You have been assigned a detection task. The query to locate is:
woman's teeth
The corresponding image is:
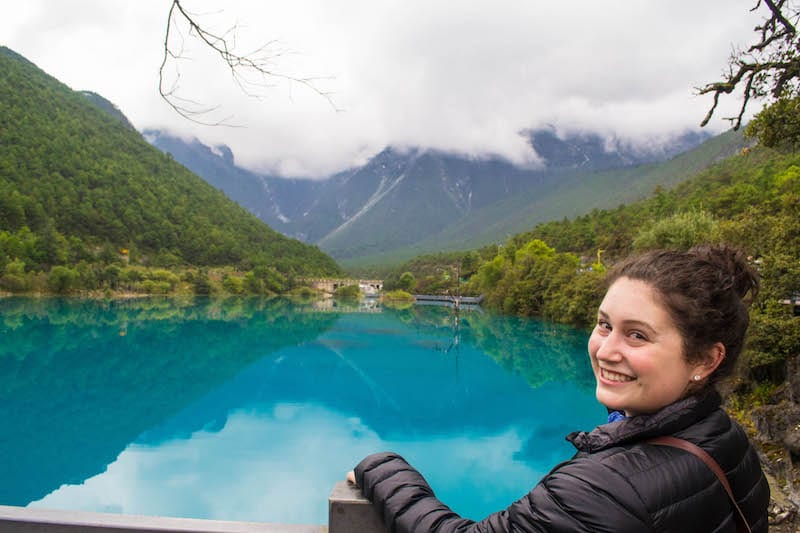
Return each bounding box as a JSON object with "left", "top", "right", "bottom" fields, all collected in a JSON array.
[{"left": 600, "top": 368, "right": 634, "bottom": 382}]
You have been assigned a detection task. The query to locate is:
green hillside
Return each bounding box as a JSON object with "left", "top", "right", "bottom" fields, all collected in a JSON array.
[{"left": 0, "top": 46, "right": 341, "bottom": 293}]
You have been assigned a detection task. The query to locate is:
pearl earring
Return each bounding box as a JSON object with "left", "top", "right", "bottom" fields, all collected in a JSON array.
[{"left": 693, "top": 375, "right": 702, "bottom": 381}]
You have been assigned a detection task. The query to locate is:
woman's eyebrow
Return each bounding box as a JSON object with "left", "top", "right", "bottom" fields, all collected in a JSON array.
[
  {"left": 597, "top": 310, "right": 657, "bottom": 335},
  {"left": 620, "top": 319, "right": 656, "bottom": 333}
]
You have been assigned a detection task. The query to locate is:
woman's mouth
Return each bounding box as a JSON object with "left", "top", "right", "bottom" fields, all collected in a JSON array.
[{"left": 599, "top": 367, "right": 635, "bottom": 383}]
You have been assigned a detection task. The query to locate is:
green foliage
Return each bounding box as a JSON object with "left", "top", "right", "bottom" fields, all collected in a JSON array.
[
  {"left": 0, "top": 46, "right": 342, "bottom": 296},
  {"left": 745, "top": 97, "right": 800, "bottom": 152},
  {"left": 743, "top": 302, "right": 800, "bottom": 382},
  {"left": 243, "top": 272, "right": 263, "bottom": 294},
  {"left": 192, "top": 271, "right": 212, "bottom": 295},
  {"left": 471, "top": 255, "right": 505, "bottom": 290},
  {"left": 396, "top": 271, "right": 416, "bottom": 292},
  {"left": 250, "top": 266, "right": 287, "bottom": 294},
  {"left": 222, "top": 275, "right": 245, "bottom": 295},
  {"left": 288, "top": 286, "right": 317, "bottom": 299},
  {"left": 632, "top": 210, "right": 720, "bottom": 251},
  {"left": 749, "top": 382, "right": 778, "bottom": 407},
  {"left": 334, "top": 284, "right": 361, "bottom": 300},
  {"left": 149, "top": 269, "right": 180, "bottom": 289},
  {"left": 99, "top": 265, "right": 121, "bottom": 289},
  {"left": 3, "top": 258, "right": 26, "bottom": 278},
  {"left": 141, "top": 280, "right": 172, "bottom": 294},
  {"left": 467, "top": 239, "right": 605, "bottom": 325},
  {"left": 383, "top": 289, "right": 414, "bottom": 302},
  {"left": 0, "top": 258, "right": 28, "bottom": 292},
  {"left": 46, "top": 266, "right": 79, "bottom": 294},
  {"left": 756, "top": 252, "right": 800, "bottom": 302}
]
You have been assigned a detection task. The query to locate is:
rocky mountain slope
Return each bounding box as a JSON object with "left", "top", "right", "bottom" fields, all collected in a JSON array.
[{"left": 148, "top": 127, "right": 744, "bottom": 263}]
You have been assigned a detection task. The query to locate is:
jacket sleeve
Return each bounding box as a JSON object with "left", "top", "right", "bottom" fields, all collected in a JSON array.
[{"left": 354, "top": 452, "right": 653, "bottom": 533}]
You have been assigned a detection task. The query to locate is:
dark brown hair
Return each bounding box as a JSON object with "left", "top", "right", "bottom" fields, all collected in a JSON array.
[{"left": 606, "top": 245, "right": 759, "bottom": 384}]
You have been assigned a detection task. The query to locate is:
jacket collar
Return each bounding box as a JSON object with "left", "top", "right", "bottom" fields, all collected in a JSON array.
[{"left": 567, "top": 390, "right": 722, "bottom": 453}]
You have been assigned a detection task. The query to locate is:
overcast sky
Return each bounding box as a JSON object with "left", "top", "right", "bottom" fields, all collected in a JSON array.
[{"left": 2, "top": 1, "right": 762, "bottom": 177}]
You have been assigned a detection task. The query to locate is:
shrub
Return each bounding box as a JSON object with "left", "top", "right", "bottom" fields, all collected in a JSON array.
[
  {"left": 222, "top": 275, "right": 245, "bottom": 294},
  {"left": 633, "top": 210, "right": 720, "bottom": 252},
  {"left": 383, "top": 289, "right": 414, "bottom": 302},
  {"left": 742, "top": 302, "right": 800, "bottom": 382},
  {"left": 397, "top": 272, "right": 416, "bottom": 293},
  {"left": 47, "top": 266, "right": 79, "bottom": 294},
  {"left": 99, "top": 265, "right": 121, "bottom": 288},
  {"left": 334, "top": 284, "right": 361, "bottom": 300},
  {"left": 0, "top": 273, "right": 27, "bottom": 292},
  {"left": 141, "top": 280, "right": 172, "bottom": 294},
  {"left": 193, "top": 272, "right": 212, "bottom": 295},
  {"left": 0, "top": 259, "right": 28, "bottom": 292},
  {"left": 745, "top": 96, "right": 800, "bottom": 151}
]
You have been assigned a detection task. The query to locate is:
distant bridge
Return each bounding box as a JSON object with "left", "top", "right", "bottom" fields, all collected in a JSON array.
[{"left": 304, "top": 278, "right": 383, "bottom": 296}]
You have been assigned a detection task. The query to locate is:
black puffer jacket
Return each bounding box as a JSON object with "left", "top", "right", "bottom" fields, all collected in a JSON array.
[{"left": 353, "top": 391, "right": 769, "bottom": 533}]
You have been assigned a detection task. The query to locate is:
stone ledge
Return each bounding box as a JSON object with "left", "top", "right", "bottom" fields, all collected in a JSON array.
[
  {"left": 0, "top": 504, "right": 325, "bottom": 533},
  {"left": 328, "top": 481, "right": 385, "bottom": 533}
]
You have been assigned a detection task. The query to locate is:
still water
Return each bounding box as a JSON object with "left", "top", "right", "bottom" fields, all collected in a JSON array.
[{"left": 0, "top": 297, "right": 604, "bottom": 525}]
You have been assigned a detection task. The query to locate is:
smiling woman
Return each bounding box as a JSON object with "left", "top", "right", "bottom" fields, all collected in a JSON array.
[
  {"left": 348, "top": 245, "right": 770, "bottom": 532},
  {"left": 589, "top": 277, "right": 717, "bottom": 417}
]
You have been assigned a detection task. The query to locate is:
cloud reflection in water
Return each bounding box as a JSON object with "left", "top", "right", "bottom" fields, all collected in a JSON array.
[{"left": 32, "top": 403, "right": 549, "bottom": 525}]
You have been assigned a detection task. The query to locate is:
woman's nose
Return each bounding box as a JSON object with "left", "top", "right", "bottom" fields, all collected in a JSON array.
[{"left": 595, "top": 332, "right": 622, "bottom": 361}]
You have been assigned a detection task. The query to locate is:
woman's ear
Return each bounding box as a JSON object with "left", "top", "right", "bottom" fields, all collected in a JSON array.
[{"left": 693, "top": 342, "right": 725, "bottom": 380}]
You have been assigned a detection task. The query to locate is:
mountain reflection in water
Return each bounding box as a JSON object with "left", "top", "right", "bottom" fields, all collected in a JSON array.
[{"left": 0, "top": 297, "right": 604, "bottom": 524}]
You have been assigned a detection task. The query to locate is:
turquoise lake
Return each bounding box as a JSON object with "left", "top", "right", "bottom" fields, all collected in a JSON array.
[{"left": 0, "top": 297, "right": 604, "bottom": 525}]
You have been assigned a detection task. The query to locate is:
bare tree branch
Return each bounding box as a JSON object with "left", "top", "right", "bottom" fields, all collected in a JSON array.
[
  {"left": 764, "top": 0, "right": 796, "bottom": 35},
  {"left": 698, "top": 0, "right": 800, "bottom": 129},
  {"left": 159, "top": 0, "right": 339, "bottom": 126}
]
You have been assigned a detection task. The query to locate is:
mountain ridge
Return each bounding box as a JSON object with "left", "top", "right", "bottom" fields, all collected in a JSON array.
[{"left": 147, "top": 126, "right": 743, "bottom": 264}]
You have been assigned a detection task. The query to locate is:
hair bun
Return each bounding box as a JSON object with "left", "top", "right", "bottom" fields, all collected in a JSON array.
[{"left": 689, "top": 244, "right": 759, "bottom": 300}]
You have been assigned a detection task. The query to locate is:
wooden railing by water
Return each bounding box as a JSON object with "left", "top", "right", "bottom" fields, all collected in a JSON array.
[
  {"left": 0, "top": 482, "right": 385, "bottom": 533},
  {"left": 413, "top": 294, "right": 483, "bottom": 305}
]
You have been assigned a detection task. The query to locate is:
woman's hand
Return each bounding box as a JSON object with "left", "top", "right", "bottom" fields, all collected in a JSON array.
[{"left": 346, "top": 470, "right": 357, "bottom": 485}]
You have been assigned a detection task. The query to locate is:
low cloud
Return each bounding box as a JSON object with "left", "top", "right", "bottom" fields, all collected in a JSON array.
[{"left": 2, "top": 1, "right": 760, "bottom": 177}]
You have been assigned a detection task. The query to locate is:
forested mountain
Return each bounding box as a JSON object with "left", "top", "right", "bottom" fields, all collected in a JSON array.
[
  {"left": 148, "top": 126, "right": 733, "bottom": 265},
  {"left": 0, "top": 46, "right": 341, "bottom": 292},
  {"left": 80, "top": 91, "right": 136, "bottom": 131}
]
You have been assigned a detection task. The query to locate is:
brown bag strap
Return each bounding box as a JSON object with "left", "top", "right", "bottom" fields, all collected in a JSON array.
[{"left": 646, "top": 436, "right": 752, "bottom": 533}]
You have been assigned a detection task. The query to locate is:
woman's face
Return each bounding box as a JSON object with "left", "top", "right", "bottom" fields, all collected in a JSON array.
[{"left": 588, "top": 277, "right": 706, "bottom": 417}]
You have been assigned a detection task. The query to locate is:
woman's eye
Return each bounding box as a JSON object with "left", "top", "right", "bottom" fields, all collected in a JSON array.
[
  {"left": 629, "top": 331, "right": 648, "bottom": 341},
  {"left": 597, "top": 320, "right": 611, "bottom": 330}
]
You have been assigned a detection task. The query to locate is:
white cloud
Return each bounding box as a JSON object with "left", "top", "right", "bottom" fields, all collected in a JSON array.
[{"left": 1, "top": 1, "right": 761, "bottom": 177}]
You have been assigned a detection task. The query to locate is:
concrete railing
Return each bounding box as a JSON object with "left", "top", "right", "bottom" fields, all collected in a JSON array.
[
  {"left": 328, "top": 481, "right": 386, "bottom": 533},
  {"left": 0, "top": 482, "right": 385, "bottom": 533}
]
